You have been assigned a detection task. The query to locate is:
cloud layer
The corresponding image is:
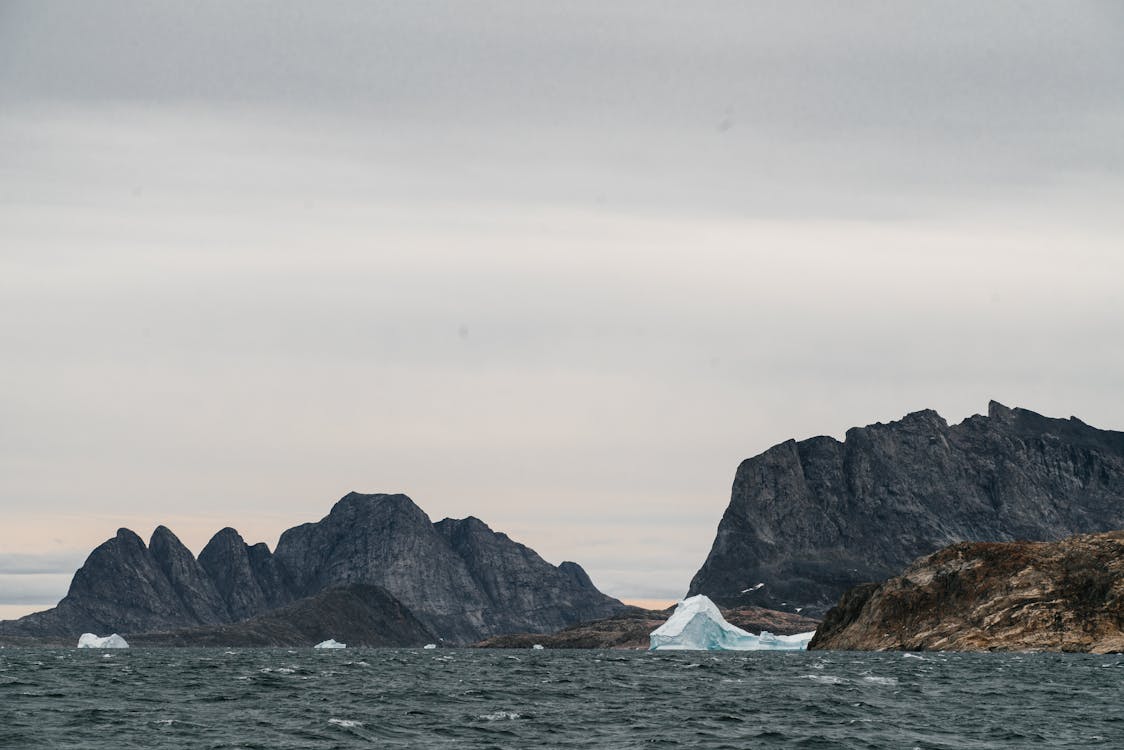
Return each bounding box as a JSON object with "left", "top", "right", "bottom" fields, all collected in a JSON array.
[{"left": 2, "top": 2, "right": 1122, "bottom": 613}]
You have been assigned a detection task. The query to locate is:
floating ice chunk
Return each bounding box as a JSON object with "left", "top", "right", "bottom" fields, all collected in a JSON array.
[
  {"left": 77, "top": 633, "right": 129, "bottom": 649},
  {"left": 532, "top": 644, "right": 545, "bottom": 650},
  {"left": 314, "top": 639, "right": 346, "bottom": 649},
  {"left": 423, "top": 643, "right": 437, "bottom": 649},
  {"left": 649, "top": 595, "right": 815, "bottom": 651},
  {"left": 328, "top": 718, "right": 363, "bottom": 728}
]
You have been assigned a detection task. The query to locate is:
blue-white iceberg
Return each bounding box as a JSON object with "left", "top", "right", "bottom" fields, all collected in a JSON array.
[
  {"left": 649, "top": 595, "right": 814, "bottom": 651},
  {"left": 77, "top": 633, "right": 129, "bottom": 649},
  {"left": 314, "top": 639, "right": 346, "bottom": 649}
]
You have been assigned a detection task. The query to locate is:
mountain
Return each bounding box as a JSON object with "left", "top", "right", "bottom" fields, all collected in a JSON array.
[
  {"left": 0, "top": 492, "right": 624, "bottom": 644},
  {"left": 5, "top": 527, "right": 225, "bottom": 636},
  {"left": 808, "top": 530, "right": 1124, "bottom": 653},
  {"left": 689, "top": 402, "right": 1124, "bottom": 616},
  {"left": 270, "top": 493, "right": 625, "bottom": 641}
]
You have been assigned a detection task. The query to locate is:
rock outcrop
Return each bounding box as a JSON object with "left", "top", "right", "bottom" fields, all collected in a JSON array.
[
  {"left": 198, "top": 528, "right": 293, "bottom": 621},
  {"left": 0, "top": 492, "right": 624, "bottom": 644},
  {"left": 808, "top": 530, "right": 1124, "bottom": 653},
  {"left": 689, "top": 402, "right": 1124, "bottom": 616},
  {"left": 149, "top": 526, "right": 229, "bottom": 625}
]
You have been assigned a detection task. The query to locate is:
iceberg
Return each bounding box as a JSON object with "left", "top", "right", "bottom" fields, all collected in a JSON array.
[
  {"left": 423, "top": 643, "right": 438, "bottom": 649},
  {"left": 77, "top": 633, "right": 130, "bottom": 649},
  {"left": 314, "top": 639, "right": 346, "bottom": 649},
  {"left": 649, "top": 595, "right": 815, "bottom": 651},
  {"left": 531, "top": 644, "right": 545, "bottom": 650}
]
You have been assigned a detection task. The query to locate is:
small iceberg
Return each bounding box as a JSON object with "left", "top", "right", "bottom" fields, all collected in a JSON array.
[
  {"left": 77, "top": 633, "right": 130, "bottom": 649},
  {"left": 423, "top": 643, "right": 437, "bottom": 650},
  {"left": 532, "top": 644, "right": 545, "bottom": 650},
  {"left": 649, "top": 595, "right": 815, "bottom": 651},
  {"left": 314, "top": 639, "right": 346, "bottom": 649}
]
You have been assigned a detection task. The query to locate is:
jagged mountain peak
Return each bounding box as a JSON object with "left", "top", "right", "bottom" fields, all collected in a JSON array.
[
  {"left": 2, "top": 490, "right": 624, "bottom": 643},
  {"left": 203, "top": 526, "right": 247, "bottom": 548}
]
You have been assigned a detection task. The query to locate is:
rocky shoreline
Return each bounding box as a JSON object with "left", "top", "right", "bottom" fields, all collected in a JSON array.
[
  {"left": 474, "top": 605, "right": 820, "bottom": 649},
  {"left": 809, "top": 530, "right": 1124, "bottom": 653}
]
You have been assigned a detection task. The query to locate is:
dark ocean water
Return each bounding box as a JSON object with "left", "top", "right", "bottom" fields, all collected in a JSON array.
[{"left": 2, "top": 647, "right": 1122, "bottom": 749}]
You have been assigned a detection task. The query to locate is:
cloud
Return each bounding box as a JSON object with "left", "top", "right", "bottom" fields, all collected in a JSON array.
[
  {"left": 0, "top": 553, "right": 85, "bottom": 575},
  {"left": 0, "top": 574, "right": 72, "bottom": 605},
  {"left": 0, "top": 2, "right": 1122, "bottom": 601}
]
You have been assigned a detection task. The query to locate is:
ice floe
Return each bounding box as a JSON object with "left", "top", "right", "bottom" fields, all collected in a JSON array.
[
  {"left": 314, "top": 639, "right": 346, "bottom": 649},
  {"left": 328, "top": 718, "right": 363, "bottom": 728},
  {"left": 649, "top": 595, "right": 815, "bottom": 651},
  {"left": 77, "top": 633, "right": 129, "bottom": 649},
  {"left": 423, "top": 643, "right": 437, "bottom": 649}
]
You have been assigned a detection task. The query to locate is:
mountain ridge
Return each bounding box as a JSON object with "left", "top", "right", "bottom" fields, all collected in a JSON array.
[
  {"left": 0, "top": 492, "right": 624, "bottom": 644},
  {"left": 688, "top": 401, "right": 1124, "bottom": 616}
]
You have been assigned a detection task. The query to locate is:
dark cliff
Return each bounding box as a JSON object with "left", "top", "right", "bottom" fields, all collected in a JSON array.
[
  {"left": 808, "top": 530, "right": 1124, "bottom": 653},
  {"left": 434, "top": 515, "right": 620, "bottom": 636},
  {"left": 0, "top": 492, "right": 624, "bottom": 644},
  {"left": 689, "top": 402, "right": 1124, "bottom": 615},
  {"left": 198, "top": 527, "right": 294, "bottom": 621},
  {"left": 274, "top": 493, "right": 624, "bottom": 642},
  {"left": 4, "top": 528, "right": 221, "bottom": 636}
]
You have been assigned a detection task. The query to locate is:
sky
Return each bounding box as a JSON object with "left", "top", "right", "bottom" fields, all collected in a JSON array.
[{"left": 2, "top": 1, "right": 1124, "bottom": 620}]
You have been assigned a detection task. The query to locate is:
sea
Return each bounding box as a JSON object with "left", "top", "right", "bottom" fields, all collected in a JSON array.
[{"left": 2, "top": 647, "right": 1122, "bottom": 749}]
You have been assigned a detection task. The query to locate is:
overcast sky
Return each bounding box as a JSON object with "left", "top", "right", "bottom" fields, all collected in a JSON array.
[{"left": 2, "top": 1, "right": 1123, "bottom": 619}]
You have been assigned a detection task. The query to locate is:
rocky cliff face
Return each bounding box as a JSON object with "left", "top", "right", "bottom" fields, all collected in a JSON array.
[
  {"left": 198, "top": 527, "right": 294, "bottom": 621},
  {"left": 274, "top": 493, "right": 624, "bottom": 642},
  {"left": 0, "top": 492, "right": 623, "bottom": 644},
  {"left": 434, "top": 515, "right": 620, "bottom": 636},
  {"left": 5, "top": 528, "right": 224, "bottom": 636},
  {"left": 808, "top": 530, "right": 1124, "bottom": 653},
  {"left": 689, "top": 402, "right": 1124, "bottom": 616},
  {"left": 149, "top": 526, "right": 229, "bottom": 625}
]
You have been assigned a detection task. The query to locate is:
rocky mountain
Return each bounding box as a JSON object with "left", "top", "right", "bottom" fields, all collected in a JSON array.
[
  {"left": 689, "top": 402, "right": 1124, "bottom": 616},
  {"left": 474, "top": 605, "right": 820, "bottom": 650},
  {"left": 808, "top": 530, "right": 1124, "bottom": 653},
  {"left": 198, "top": 527, "right": 294, "bottom": 621},
  {"left": 5, "top": 527, "right": 225, "bottom": 636},
  {"left": 127, "top": 584, "right": 435, "bottom": 648},
  {"left": 0, "top": 492, "right": 624, "bottom": 644}
]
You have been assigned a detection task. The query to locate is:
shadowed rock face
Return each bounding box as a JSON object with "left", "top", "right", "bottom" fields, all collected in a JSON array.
[
  {"left": 434, "top": 515, "right": 622, "bottom": 636},
  {"left": 149, "top": 526, "right": 229, "bottom": 625},
  {"left": 689, "top": 402, "right": 1124, "bottom": 616},
  {"left": 273, "top": 494, "right": 494, "bottom": 642},
  {"left": 808, "top": 530, "right": 1124, "bottom": 653},
  {"left": 198, "top": 528, "right": 293, "bottom": 621},
  {"left": 3, "top": 529, "right": 209, "bottom": 636},
  {"left": 0, "top": 492, "right": 623, "bottom": 644},
  {"left": 127, "top": 584, "right": 436, "bottom": 648},
  {"left": 274, "top": 493, "right": 624, "bottom": 642}
]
